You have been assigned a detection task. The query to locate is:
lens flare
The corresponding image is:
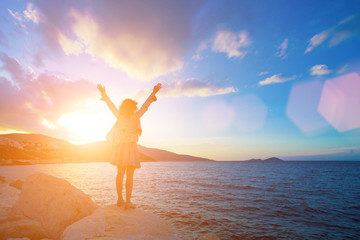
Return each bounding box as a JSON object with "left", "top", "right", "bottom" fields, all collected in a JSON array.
[
  {"left": 232, "top": 94, "right": 267, "bottom": 132},
  {"left": 286, "top": 80, "right": 329, "bottom": 134},
  {"left": 318, "top": 72, "right": 360, "bottom": 132}
]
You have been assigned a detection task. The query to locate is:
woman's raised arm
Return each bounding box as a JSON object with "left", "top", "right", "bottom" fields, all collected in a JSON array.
[
  {"left": 97, "top": 84, "right": 119, "bottom": 118},
  {"left": 136, "top": 83, "right": 162, "bottom": 118}
]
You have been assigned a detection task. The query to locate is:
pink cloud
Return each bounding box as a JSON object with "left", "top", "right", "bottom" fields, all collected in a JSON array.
[{"left": 0, "top": 53, "right": 97, "bottom": 133}]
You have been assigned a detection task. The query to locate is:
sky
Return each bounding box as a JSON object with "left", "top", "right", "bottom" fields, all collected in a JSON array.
[{"left": 0, "top": 0, "right": 360, "bottom": 161}]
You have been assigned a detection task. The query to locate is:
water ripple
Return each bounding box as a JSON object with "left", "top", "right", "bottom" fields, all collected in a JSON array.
[{"left": 1, "top": 161, "right": 360, "bottom": 239}]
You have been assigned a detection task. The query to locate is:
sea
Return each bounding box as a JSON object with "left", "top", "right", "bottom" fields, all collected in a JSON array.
[{"left": 0, "top": 161, "right": 359, "bottom": 240}]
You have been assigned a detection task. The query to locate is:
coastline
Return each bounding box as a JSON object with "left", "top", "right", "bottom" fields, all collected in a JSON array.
[{"left": 0, "top": 159, "right": 110, "bottom": 166}]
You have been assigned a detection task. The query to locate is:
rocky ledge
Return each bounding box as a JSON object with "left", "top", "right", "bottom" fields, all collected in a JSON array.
[{"left": 0, "top": 174, "right": 219, "bottom": 240}]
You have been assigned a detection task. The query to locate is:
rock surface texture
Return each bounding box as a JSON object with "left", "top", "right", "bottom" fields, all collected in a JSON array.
[
  {"left": 9, "top": 173, "right": 99, "bottom": 239},
  {"left": 0, "top": 218, "right": 48, "bottom": 240},
  {"left": 0, "top": 181, "right": 20, "bottom": 222},
  {"left": 61, "top": 205, "right": 180, "bottom": 240}
]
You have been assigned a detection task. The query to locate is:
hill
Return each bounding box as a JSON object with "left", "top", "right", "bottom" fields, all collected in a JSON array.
[
  {"left": 244, "top": 157, "right": 284, "bottom": 162},
  {"left": 0, "top": 133, "right": 213, "bottom": 165},
  {"left": 138, "top": 145, "right": 213, "bottom": 162}
]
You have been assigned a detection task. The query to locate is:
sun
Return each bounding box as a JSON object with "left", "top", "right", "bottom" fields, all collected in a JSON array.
[{"left": 57, "top": 102, "right": 115, "bottom": 144}]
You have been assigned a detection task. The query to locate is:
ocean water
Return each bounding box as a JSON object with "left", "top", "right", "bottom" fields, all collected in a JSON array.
[{"left": 0, "top": 161, "right": 359, "bottom": 240}]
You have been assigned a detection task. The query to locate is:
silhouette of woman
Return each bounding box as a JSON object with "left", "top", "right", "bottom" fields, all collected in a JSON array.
[{"left": 97, "top": 83, "right": 162, "bottom": 209}]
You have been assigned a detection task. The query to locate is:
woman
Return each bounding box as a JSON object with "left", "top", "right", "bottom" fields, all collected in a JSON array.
[{"left": 97, "top": 83, "right": 162, "bottom": 209}]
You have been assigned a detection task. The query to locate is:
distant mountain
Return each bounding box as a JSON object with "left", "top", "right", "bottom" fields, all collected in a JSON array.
[
  {"left": 264, "top": 157, "right": 284, "bottom": 162},
  {"left": 245, "top": 158, "right": 263, "bottom": 163},
  {"left": 0, "top": 133, "right": 213, "bottom": 165},
  {"left": 138, "top": 145, "right": 213, "bottom": 162},
  {"left": 0, "top": 133, "right": 73, "bottom": 161},
  {"left": 244, "top": 157, "right": 284, "bottom": 162}
]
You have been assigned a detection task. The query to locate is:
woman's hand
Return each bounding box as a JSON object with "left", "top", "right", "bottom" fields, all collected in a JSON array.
[
  {"left": 97, "top": 84, "right": 106, "bottom": 94},
  {"left": 153, "top": 83, "right": 162, "bottom": 94},
  {"left": 97, "top": 84, "right": 107, "bottom": 100}
]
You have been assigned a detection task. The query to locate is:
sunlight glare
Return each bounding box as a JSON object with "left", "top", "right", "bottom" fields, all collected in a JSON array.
[
  {"left": 42, "top": 119, "right": 56, "bottom": 129},
  {"left": 0, "top": 128, "right": 29, "bottom": 134},
  {"left": 57, "top": 101, "right": 114, "bottom": 144},
  {"left": 202, "top": 100, "right": 234, "bottom": 133}
]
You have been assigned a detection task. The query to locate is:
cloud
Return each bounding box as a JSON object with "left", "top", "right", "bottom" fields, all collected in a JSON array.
[
  {"left": 192, "top": 40, "right": 210, "bottom": 61},
  {"left": 212, "top": 29, "right": 251, "bottom": 58},
  {"left": 8, "top": 2, "right": 40, "bottom": 27},
  {"left": 275, "top": 38, "right": 288, "bottom": 59},
  {"left": 0, "top": 53, "right": 96, "bottom": 133},
  {"left": 259, "top": 74, "right": 296, "bottom": 86},
  {"left": 192, "top": 29, "right": 251, "bottom": 60},
  {"left": 305, "top": 14, "right": 360, "bottom": 53},
  {"left": 8, "top": 9, "right": 23, "bottom": 22},
  {"left": 258, "top": 72, "right": 269, "bottom": 76},
  {"left": 305, "top": 30, "right": 330, "bottom": 53},
  {"left": 134, "top": 79, "right": 237, "bottom": 98},
  {"left": 310, "top": 64, "right": 333, "bottom": 76},
  {"left": 337, "top": 65, "right": 348, "bottom": 74},
  {"left": 25, "top": 0, "right": 207, "bottom": 81},
  {"left": 23, "top": 2, "right": 40, "bottom": 24}
]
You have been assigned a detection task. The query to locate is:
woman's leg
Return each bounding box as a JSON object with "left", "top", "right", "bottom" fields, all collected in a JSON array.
[
  {"left": 125, "top": 167, "right": 136, "bottom": 207},
  {"left": 116, "top": 166, "right": 126, "bottom": 205}
]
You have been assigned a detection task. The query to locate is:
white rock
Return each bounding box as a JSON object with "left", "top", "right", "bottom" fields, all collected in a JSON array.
[
  {"left": 10, "top": 174, "right": 98, "bottom": 239},
  {"left": 0, "top": 183, "right": 21, "bottom": 221},
  {"left": 61, "top": 205, "right": 180, "bottom": 240}
]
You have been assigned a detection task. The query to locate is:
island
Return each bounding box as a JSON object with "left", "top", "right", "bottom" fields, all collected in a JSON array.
[{"left": 244, "top": 157, "right": 284, "bottom": 163}]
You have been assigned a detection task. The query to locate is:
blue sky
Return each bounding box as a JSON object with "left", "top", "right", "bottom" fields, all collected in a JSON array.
[{"left": 0, "top": 0, "right": 359, "bottom": 160}]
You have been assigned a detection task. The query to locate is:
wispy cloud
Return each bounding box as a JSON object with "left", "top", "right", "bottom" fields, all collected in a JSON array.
[
  {"left": 8, "top": 2, "right": 40, "bottom": 26},
  {"left": 259, "top": 74, "right": 296, "bottom": 86},
  {"left": 8, "top": 9, "right": 23, "bottom": 22},
  {"left": 305, "top": 14, "right": 360, "bottom": 53},
  {"left": 212, "top": 29, "right": 251, "bottom": 58},
  {"left": 23, "top": 2, "right": 40, "bottom": 24},
  {"left": 192, "top": 40, "right": 210, "bottom": 61},
  {"left": 337, "top": 65, "right": 348, "bottom": 74},
  {"left": 258, "top": 72, "right": 269, "bottom": 76},
  {"left": 304, "top": 30, "right": 330, "bottom": 54},
  {"left": 310, "top": 64, "right": 333, "bottom": 76},
  {"left": 275, "top": 38, "right": 288, "bottom": 59},
  {"left": 193, "top": 29, "right": 251, "bottom": 60},
  {"left": 134, "top": 79, "right": 237, "bottom": 98}
]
